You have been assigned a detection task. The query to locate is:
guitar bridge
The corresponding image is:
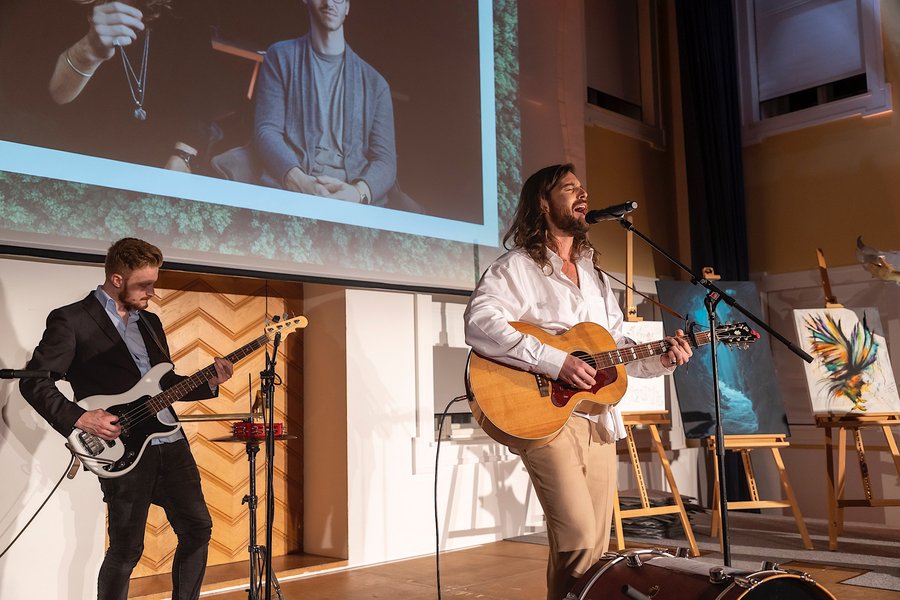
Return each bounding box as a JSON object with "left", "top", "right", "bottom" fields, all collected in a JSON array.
[
  {"left": 78, "top": 431, "right": 105, "bottom": 457},
  {"left": 534, "top": 374, "right": 550, "bottom": 397}
]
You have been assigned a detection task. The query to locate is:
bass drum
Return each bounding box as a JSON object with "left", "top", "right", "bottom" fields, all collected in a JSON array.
[{"left": 566, "top": 549, "right": 836, "bottom": 600}]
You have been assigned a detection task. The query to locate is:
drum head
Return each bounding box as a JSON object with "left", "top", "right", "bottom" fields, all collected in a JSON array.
[{"left": 738, "top": 572, "right": 836, "bottom": 600}]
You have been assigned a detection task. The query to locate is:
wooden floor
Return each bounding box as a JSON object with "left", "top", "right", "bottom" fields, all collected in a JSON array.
[{"left": 188, "top": 540, "right": 894, "bottom": 600}]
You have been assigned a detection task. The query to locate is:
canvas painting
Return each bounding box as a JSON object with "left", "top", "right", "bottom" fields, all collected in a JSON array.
[
  {"left": 618, "top": 321, "right": 666, "bottom": 413},
  {"left": 793, "top": 307, "right": 900, "bottom": 415},
  {"left": 655, "top": 281, "right": 789, "bottom": 438}
]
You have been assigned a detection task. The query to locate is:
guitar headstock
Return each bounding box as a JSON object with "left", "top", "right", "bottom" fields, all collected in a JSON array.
[
  {"left": 716, "top": 322, "right": 759, "bottom": 349},
  {"left": 264, "top": 314, "right": 309, "bottom": 341}
]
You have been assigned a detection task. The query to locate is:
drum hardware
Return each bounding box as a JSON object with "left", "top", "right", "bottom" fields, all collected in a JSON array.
[
  {"left": 567, "top": 550, "right": 837, "bottom": 600},
  {"left": 708, "top": 566, "right": 729, "bottom": 584},
  {"left": 621, "top": 584, "right": 651, "bottom": 600}
]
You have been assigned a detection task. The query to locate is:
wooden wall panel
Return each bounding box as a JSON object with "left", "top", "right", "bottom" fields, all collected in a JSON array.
[{"left": 129, "top": 272, "right": 303, "bottom": 579}]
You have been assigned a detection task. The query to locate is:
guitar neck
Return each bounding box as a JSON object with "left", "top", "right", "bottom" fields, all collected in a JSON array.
[
  {"left": 593, "top": 330, "right": 712, "bottom": 369},
  {"left": 147, "top": 332, "right": 270, "bottom": 413}
]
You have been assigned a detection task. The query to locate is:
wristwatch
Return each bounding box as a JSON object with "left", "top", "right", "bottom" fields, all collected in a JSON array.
[
  {"left": 173, "top": 142, "right": 198, "bottom": 168},
  {"left": 353, "top": 181, "right": 370, "bottom": 205},
  {"left": 173, "top": 148, "right": 194, "bottom": 167}
]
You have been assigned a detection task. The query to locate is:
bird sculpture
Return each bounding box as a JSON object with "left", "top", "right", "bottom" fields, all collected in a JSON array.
[{"left": 856, "top": 236, "right": 900, "bottom": 283}]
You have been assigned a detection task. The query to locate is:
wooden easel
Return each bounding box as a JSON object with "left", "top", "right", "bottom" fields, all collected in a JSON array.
[
  {"left": 813, "top": 247, "right": 900, "bottom": 549},
  {"left": 613, "top": 412, "right": 699, "bottom": 556},
  {"left": 612, "top": 219, "right": 699, "bottom": 556},
  {"left": 818, "top": 414, "right": 900, "bottom": 550},
  {"left": 706, "top": 435, "right": 813, "bottom": 550}
]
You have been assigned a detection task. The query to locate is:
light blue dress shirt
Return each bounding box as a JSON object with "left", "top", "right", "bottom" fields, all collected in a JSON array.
[{"left": 94, "top": 287, "right": 183, "bottom": 445}]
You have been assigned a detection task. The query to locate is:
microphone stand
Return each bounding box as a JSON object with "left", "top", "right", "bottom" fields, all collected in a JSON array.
[
  {"left": 610, "top": 217, "right": 813, "bottom": 566},
  {"left": 260, "top": 331, "right": 282, "bottom": 600}
]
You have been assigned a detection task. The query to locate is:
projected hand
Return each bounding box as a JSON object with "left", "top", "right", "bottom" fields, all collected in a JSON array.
[
  {"left": 285, "top": 167, "right": 328, "bottom": 196},
  {"left": 86, "top": 2, "right": 146, "bottom": 62},
  {"left": 317, "top": 175, "right": 362, "bottom": 203}
]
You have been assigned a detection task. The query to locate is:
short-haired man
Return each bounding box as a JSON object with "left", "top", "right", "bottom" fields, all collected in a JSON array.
[
  {"left": 20, "top": 237, "right": 233, "bottom": 600},
  {"left": 465, "top": 164, "right": 693, "bottom": 600},
  {"left": 254, "top": 0, "right": 397, "bottom": 206}
]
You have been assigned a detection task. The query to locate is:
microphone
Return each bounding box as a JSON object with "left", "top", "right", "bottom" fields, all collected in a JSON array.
[
  {"left": 585, "top": 201, "right": 638, "bottom": 224},
  {"left": 0, "top": 369, "right": 65, "bottom": 380}
]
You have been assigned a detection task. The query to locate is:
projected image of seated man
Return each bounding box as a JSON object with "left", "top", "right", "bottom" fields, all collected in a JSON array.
[{"left": 248, "top": 0, "right": 417, "bottom": 210}]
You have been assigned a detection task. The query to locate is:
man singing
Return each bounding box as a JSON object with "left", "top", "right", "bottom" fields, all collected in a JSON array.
[
  {"left": 20, "top": 237, "right": 233, "bottom": 600},
  {"left": 465, "top": 164, "right": 693, "bottom": 600}
]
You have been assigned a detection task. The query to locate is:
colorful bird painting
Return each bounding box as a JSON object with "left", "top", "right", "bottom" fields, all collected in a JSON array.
[{"left": 804, "top": 312, "right": 880, "bottom": 411}]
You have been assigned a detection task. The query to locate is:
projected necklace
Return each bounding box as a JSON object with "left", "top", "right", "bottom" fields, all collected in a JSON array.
[{"left": 118, "top": 29, "right": 151, "bottom": 121}]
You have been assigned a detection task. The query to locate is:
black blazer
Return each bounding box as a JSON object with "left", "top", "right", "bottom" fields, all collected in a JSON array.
[{"left": 20, "top": 292, "right": 215, "bottom": 438}]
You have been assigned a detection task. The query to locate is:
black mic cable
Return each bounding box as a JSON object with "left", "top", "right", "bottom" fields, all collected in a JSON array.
[
  {"left": 0, "top": 451, "right": 77, "bottom": 559},
  {"left": 434, "top": 394, "right": 468, "bottom": 600}
]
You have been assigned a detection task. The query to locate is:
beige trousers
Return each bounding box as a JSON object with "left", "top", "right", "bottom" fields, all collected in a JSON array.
[{"left": 519, "top": 417, "right": 617, "bottom": 600}]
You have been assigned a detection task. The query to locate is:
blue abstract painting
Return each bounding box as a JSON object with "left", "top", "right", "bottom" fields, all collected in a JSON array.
[{"left": 655, "top": 281, "right": 789, "bottom": 438}]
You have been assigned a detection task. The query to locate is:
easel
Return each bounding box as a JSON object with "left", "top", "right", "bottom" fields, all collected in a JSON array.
[
  {"left": 699, "top": 266, "right": 812, "bottom": 550},
  {"left": 812, "top": 248, "right": 900, "bottom": 549},
  {"left": 612, "top": 216, "right": 699, "bottom": 556},
  {"left": 613, "top": 412, "right": 700, "bottom": 556},
  {"left": 706, "top": 434, "right": 813, "bottom": 550},
  {"left": 818, "top": 414, "right": 900, "bottom": 550}
]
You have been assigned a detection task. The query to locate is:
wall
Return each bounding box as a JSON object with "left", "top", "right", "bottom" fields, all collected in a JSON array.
[
  {"left": 0, "top": 257, "right": 107, "bottom": 600},
  {"left": 743, "top": 2, "right": 900, "bottom": 275},
  {"left": 302, "top": 285, "right": 543, "bottom": 566}
]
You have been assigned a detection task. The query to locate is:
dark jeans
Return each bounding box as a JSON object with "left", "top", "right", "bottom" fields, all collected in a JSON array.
[{"left": 97, "top": 439, "right": 212, "bottom": 600}]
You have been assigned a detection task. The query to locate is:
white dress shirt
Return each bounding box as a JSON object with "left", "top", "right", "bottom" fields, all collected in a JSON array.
[{"left": 464, "top": 247, "right": 671, "bottom": 440}]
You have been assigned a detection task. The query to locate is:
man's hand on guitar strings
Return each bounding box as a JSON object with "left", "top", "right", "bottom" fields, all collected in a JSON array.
[
  {"left": 557, "top": 354, "right": 597, "bottom": 390},
  {"left": 661, "top": 328, "right": 693, "bottom": 369},
  {"left": 75, "top": 408, "right": 122, "bottom": 441},
  {"left": 208, "top": 356, "right": 235, "bottom": 389}
]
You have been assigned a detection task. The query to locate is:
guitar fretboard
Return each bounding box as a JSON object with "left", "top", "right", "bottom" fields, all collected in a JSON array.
[
  {"left": 146, "top": 332, "right": 270, "bottom": 414},
  {"left": 589, "top": 330, "right": 712, "bottom": 369}
]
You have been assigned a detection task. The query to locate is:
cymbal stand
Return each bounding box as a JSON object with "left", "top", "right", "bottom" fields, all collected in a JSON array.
[{"left": 241, "top": 438, "right": 283, "bottom": 600}]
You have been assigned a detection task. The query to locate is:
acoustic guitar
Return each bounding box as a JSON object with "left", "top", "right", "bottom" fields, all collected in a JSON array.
[{"left": 465, "top": 321, "right": 758, "bottom": 450}]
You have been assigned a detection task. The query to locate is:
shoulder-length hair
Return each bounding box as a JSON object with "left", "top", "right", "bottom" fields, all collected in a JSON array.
[{"left": 502, "top": 163, "right": 593, "bottom": 271}]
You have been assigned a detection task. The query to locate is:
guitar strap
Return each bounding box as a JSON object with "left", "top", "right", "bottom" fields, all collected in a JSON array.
[
  {"left": 137, "top": 312, "right": 173, "bottom": 363},
  {"left": 591, "top": 262, "right": 687, "bottom": 322}
]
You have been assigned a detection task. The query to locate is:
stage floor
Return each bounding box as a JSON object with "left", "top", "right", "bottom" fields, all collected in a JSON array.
[{"left": 130, "top": 511, "right": 900, "bottom": 599}]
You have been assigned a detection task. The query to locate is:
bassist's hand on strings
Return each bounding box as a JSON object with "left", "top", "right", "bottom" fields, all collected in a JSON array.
[
  {"left": 661, "top": 328, "right": 693, "bottom": 369},
  {"left": 75, "top": 409, "right": 122, "bottom": 441},
  {"left": 557, "top": 354, "right": 596, "bottom": 390}
]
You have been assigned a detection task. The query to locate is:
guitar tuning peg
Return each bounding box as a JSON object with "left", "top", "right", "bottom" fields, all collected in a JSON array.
[
  {"left": 282, "top": 312, "right": 289, "bottom": 320},
  {"left": 272, "top": 315, "right": 281, "bottom": 323}
]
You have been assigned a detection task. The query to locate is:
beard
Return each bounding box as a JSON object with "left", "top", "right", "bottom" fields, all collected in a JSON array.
[
  {"left": 118, "top": 287, "right": 149, "bottom": 312},
  {"left": 548, "top": 203, "right": 589, "bottom": 235}
]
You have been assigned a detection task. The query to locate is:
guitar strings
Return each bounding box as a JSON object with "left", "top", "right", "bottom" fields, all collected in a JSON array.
[{"left": 108, "top": 331, "right": 271, "bottom": 430}]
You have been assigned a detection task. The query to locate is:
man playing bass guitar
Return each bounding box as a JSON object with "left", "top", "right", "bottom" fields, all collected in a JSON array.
[
  {"left": 464, "top": 164, "right": 693, "bottom": 600},
  {"left": 20, "top": 238, "right": 233, "bottom": 600}
]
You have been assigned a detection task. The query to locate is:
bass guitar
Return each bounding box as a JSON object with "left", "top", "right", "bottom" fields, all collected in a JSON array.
[
  {"left": 67, "top": 316, "right": 308, "bottom": 478},
  {"left": 465, "top": 321, "right": 757, "bottom": 450}
]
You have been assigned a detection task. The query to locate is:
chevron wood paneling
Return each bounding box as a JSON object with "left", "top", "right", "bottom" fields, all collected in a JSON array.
[{"left": 127, "top": 272, "right": 304, "bottom": 579}]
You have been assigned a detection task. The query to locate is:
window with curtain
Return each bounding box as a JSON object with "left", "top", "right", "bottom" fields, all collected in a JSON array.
[
  {"left": 583, "top": 0, "right": 664, "bottom": 148},
  {"left": 734, "top": 0, "right": 891, "bottom": 143}
]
